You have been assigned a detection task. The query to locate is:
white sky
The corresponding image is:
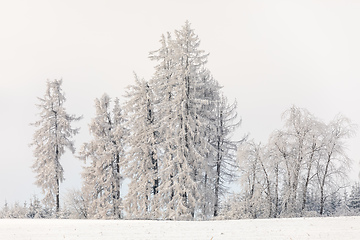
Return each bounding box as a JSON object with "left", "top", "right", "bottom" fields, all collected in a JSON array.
[{"left": 1, "top": 0, "right": 360, "bottom": 205}]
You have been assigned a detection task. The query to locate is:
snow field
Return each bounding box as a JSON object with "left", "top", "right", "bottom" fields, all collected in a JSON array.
[{"left": 1, "top": 216, "right": 360, "bottom": 240}]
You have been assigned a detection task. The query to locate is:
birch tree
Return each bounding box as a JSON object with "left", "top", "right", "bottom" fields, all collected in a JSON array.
[
  {"left": 270, "top": 106, "right": 324, "bottom": 216},
  {"left": 30, "top": 79, "right": 81, "bottom": 214},
  {"left": 316, "top": 114, "right": 355, "bottom": 215}
]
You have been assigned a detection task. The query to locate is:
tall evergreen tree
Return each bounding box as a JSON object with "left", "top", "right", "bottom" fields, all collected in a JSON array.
[
  {"left": 123, "top": 75, "right": 160, "bottom": 219},
  {"left": 149, "top": 21, "right": 217, "bottom": 219},
  {"left": 30, "top": 79, "right": 81, "bottom": 214},
  {"left": 149, "top": 32, "right": 179, "bottom": 219},
  {"left": 79, "top": 94, "right": 125, "bottom": 219}
]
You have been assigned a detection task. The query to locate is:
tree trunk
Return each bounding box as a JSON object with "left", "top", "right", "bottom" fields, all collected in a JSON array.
[
  {"left": 301, "top": 152, "right": 314, "bottom": 213},
  {"left": 260, "top": 160, "right": 272, "bottom": 218},
  {"left": 214, "top": 161, "right": 221, "bottom": 217},
  {"left": 319, "top": 153, "right": 332, "bottom": 215},
  {"left": 319, "top": 188, "right": 325, "bottom": 215},
  {"left": 274, "top": 163, "right": 279, "bottom": 218},
  {"left": 54, "top": 110, "right": 60, "bottom": 214},
  {"left": 56, "top": 178, "right": 60, "bottom": 214},
  {"left": 115, "top": 153, "right": 121, "bottom": 218}
]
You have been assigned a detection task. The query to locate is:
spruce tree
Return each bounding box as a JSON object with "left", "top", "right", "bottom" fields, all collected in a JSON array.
[{"left": 348, "top": 183, "right": 360, "bottom": 212}]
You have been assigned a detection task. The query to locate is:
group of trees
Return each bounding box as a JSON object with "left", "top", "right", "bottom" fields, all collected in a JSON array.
[
  {"left": 26, "top": 22, "right": 242, "bottom": 220},
  {"left": 0, "top": 195, "right": 50, "bottom": 219},
  {"left": 119, "top": 22, "right": 242, "bottom": 220},
  {"left": 3, "top": 22, "right": 356, "bottom": 220},
  {"left": 221, "top": 106, "right": 356, "bottom": 219}
]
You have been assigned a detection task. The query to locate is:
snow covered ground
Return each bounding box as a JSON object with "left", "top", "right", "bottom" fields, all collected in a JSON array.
[{"left": 1, "top": 216, "right": 359, "bottom": 240}]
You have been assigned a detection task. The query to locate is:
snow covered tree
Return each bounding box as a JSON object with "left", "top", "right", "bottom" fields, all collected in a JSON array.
[
  {"left": 268, "top": 106, "right": 325, "bottom": 216},
  {"left": 79, "top": 94, "right": 125, "bottom": 219},
  {"left": 218, "top": 193, "right": 247, "bottom": 219},
  {"left": 9, "top": 202, "right": 27, "bottom": 218},
  {"left": 63, "top": 189, "right": 89, "bottom": 219},
  {"left": 327, "top": 192, "right": 341, "bottom": 215},
  {"left": 149, "top": 32, "right": 179, "bottom": 220},
  {"left": 0, "top": 202, "right": 27, "bottom": 219},
  {"left": 192, "top": 69, "right": 223, "bottom": 219},
  {"left": 348, "top": 183, "right": 360, "bottom": 214},
  {"left": 0, "top": 201, "right": 10, "bottom": 218},
  {"left": 237, "top": 141, "right": 262, "bottom": 218},
  {"left": 30, "top": 79, "right": 81, "bottom": 214},
  {"left": 123, "top": 75, "right": 160, "bottom": 219},
  {"left": 27, "top": 195, "right": 43, "bottom": 218},
  {"left": 147, "top": 21, "right": 221, "bottom": 219},
  {"left": 159, "top": 22, "right": 216, "bottom": 219},
  {"left": 212, "top": 94, "right": 243, "bottom": 217},
  {"left": 237, "top": 140, "right": 272, "bottom": 218},
  {"left": 316, "top": 114, "right": 355, "bottom": 215},
  {"left": 231, "top": 106, "right": 355, "bottom": 218}
]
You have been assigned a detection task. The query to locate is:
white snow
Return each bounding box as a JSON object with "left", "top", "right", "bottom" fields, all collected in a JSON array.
[{"left": 1, "top": 216, "right": 360, "bottom": 240}]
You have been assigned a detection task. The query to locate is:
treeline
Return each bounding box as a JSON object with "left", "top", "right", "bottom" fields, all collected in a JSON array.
[
  {"left": 3, "top": 22, "right": 357, "bottom": 220},
  {"left": 2, "top": 182, "right": 360, "bottom": 219}
]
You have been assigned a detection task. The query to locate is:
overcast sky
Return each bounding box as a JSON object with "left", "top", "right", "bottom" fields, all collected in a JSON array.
[{"left": 1, "top": 0, "right": 360, "bottom": 205}]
